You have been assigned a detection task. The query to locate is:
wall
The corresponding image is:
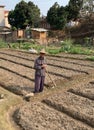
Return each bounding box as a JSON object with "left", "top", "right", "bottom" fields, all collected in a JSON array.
[
  {"left": 0, "top": 6, "right": 5, "bottom": 26},
  {"left": 17, "top": 30, "right": 24, "bottom": 38},
  {"left": 40, "top": 32, "right": 47, "bottom": 39},
  {"left": 5, "top": 11, "right": 11, "bottom": 28},
  {"left": 32, "top": 30, "right": 40, "bottom": 39}
]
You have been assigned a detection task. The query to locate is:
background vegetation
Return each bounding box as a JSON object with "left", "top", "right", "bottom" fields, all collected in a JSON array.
[
  {"left": 8, "top": 0, "right": 40, "bottom": 29},
  {"left": 47, "top": 0, "right": 83, "bottom": 29},
  {"left": 8, "top": 0, "right": 84, "bottom": 30},
  {"left": 0, "top": 39, "right": 94, "bottom": 58}
]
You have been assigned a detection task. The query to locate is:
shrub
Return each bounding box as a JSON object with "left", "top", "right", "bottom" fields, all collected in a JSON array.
[{"left": 60, "top": 39, "right": 73, "bottom": 52}]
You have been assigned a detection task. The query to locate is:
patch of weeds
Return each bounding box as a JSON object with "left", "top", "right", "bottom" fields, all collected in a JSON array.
[
  {"left": 86, "top": 56, "right": 94, "bottom": 61},
  {"left": 60, "top": 39, "right": 94, "bottom": 55},
  {"left": 20, "top": 42, "right": 31, "bottom": 50},
  {"left": 47, "top": 48, "right": 60, "bottom": 54},
  {"left": 60, "top": 39, "right": 73, "bottom": 53},
  {"left": 69, "top": 46, "right": 92, "bottom": 55},
  {"left": 0, "top": 39, "right": 8, "bottom": 48}
]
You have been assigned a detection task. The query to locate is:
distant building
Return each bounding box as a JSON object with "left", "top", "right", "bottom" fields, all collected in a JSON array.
[
  {"left": 32, "top": 28, "right": 47, "bottom": 38},
  {"left": 4, "top": 10, "right": 10, "bottom": 28},
  {"left": 0, "top": 5, "right": 10, "bottom": 28},
  {"left": 40, "top": 16, "right": 50, "bottom": 29},
  {"left": 31, "top": 28, "right": 48, "bottom": 44},
  {"left": 0, "top": 5, "right": 5, "bottom": 26}
]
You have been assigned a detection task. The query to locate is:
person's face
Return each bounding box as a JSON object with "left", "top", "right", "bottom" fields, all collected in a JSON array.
[{"left": 40, "top": 53, "right": 45, "bottom": 57}]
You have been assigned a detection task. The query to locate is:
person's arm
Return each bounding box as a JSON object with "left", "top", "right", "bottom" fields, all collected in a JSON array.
[
  {"left": 34, "top": 59, "right": 42, "bottom": 70},
  {"left": 41, "top": 58, "right": 47, "bottom": 69}
]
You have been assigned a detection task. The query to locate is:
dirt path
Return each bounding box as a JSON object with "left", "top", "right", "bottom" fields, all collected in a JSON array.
[{"left": 0, "top": 86, "right": 23, "bottom": 130}]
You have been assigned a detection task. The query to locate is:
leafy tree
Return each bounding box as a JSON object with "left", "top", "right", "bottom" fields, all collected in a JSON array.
[
  {"left": 57, "top": 6, "right": 67, "bottom": 29},
  {"left": 8, "top": 10, "right": 15, "bottom": 27},
  {"left": 47, "top": 2, "right": 59, "bottom": 29},
  {"left": 47, "top": 2, "right": 67, "bottom": 29},
  {"left": 65, "top": 0, "right": 83, "bottom": 21},
  {"left": 27, "top": 1, "right": 40, "bottom": 27},
  {"left": 8, "top": 0, "right": 40, "bottom": 29}
]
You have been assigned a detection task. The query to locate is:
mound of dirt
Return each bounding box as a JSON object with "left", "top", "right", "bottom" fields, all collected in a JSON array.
[{"left": 14, "top": 102, "right": 92, "bottom": 130}]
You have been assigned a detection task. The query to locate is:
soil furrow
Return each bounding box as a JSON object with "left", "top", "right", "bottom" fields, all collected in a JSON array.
[
  {"left": 1, "top": 51, "right": 94, "bottom": 68},
  {"left": 0, "top": 53, "right": 89, "bottom": 77},
  {"left": 43, "top": 92, "right": 94, "bottom": 127},
  {"left": 1, "top": 49, "right": 89, "bottom": 60},
  {"left": 0, "top": 48, "right": 94, "bottom": 130},
  {"left": 48, "top": 57, "right": 94, "bottom": 68},
  {"left": 0, "top": 56, "right": 72, "bottom": 80},
  {"left": 0, "top": 50, "right": 93, "bottom": 74},
  {"left": 14, "top": 102, "right": 93, "bottom": 130},
  {"left": 68, "top": 83, "right": 94, "bottom": 100}
]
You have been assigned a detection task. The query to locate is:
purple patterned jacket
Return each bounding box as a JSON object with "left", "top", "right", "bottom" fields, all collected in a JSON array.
[{"left": 34, "top": 56, "right": 47, "bottom": 76}]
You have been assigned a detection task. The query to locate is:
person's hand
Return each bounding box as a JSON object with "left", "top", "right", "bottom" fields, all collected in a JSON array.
[{"left": 42, "top": 64, "right": 47, "bottom": 69}]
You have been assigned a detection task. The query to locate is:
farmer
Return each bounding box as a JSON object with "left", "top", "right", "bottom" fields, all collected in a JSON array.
[{"left": 34, "top": 48, "right": 47, "bottom": 93}]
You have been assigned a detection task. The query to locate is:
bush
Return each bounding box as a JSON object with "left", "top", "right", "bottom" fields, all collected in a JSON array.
[
  {"left": 59, "top": 39, "right": 94, "bottom": 55},
  {"left": 60, "top": 39, "right": 73, "bottom": 52}
]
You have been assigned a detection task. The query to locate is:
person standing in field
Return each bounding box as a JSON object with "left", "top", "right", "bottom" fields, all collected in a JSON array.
[{"left": 34, "top": 48, "right": 47, "bottom": 93}]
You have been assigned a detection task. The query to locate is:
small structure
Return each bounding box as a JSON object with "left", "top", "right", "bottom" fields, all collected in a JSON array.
[
  {"left": 0, "top": 26, "right": 12, "bottom": 42},
  {"left": 17, "top": 29, "right": 24, "bottom": 38},
  {"left": 31, "top": 28, "right": 48, "bottom": 44},
  {"left": 31, "top": 28, "right": 47, "bottom": 39}
]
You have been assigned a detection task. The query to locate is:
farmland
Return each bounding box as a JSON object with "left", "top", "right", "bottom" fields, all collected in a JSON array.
[{"left": 0, "top": 48, "right": 94, "bottom": 130}]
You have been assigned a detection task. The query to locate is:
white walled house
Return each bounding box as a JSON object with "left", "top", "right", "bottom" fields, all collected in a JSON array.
[
  {"left": 0, "top": 5, "right": 10, "bottom": 28},
  {"left": 0, "top": 5, "right": 5, "bottom": 26},
  {"left": 4, "top": 10, "right": 10, "bottom": 28}
]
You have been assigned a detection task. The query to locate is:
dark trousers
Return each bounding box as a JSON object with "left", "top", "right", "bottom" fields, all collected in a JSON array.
[{"left": 34, "top": 75, "right": 45, "bottom": 93}]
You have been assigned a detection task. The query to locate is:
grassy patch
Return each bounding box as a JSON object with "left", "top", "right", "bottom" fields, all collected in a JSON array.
[
  {"left": 47, "top": 48, "right": 60, "bottom": 54},
  {"left": 60, "top": 39, "right": 94, "bottom": 55},
  {"left": 0, "top": 39, "right": 8, "bottom": 48},
  {"left": 68, "top": 46, "right": 93, "bottom": 55},
  {"left": 86, "top": 56, "right": 94, "bottom": 61},
  {"left": 9, "top": 42, "right": 43, "bottom": 52},
  {"left": 0, "top": 39, "right": 94, "bottom": 55},
  {"left": 0, "top": 87, "right": 22, "bottom": 130}
]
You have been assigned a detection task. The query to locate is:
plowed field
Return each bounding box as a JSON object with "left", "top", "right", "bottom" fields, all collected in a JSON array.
[{"left": 0, "top": 48, "right": 94, "bottom": 130}]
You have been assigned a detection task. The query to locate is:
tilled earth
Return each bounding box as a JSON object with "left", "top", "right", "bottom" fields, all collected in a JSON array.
[{"left": 0, "top": 48, "right": 94, "bottom": 130}]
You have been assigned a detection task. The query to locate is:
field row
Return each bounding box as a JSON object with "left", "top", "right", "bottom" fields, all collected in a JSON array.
[
  {"left": 0, "top": 49, "right": 94, "bottom": 95},
  {"left": 14, "top": 82, "right": 94, "bottom": 130}
]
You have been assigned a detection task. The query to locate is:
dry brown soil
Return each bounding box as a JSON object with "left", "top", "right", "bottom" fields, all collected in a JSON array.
[{"left": 0, "top": 48, "right": 94, "bottom": 130}]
